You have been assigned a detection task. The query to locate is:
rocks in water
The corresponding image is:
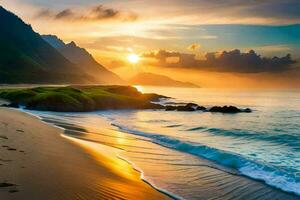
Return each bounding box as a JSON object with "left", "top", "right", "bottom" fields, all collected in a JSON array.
[
  {"left": 244, "top": 108, "right": 252, "bottom": 113},
  {"left": 165, "top": 106, "right": 177, "bottom": 111},
  {"left": 209, "top": 106, "right": 240, "bottom": 113},
  {"left": 209, "top": 106, "right": 252, "bottom": 113},
  {"left": 177, "top": 105, "right": 196, "bottom": 111},
  {"left": 165, "top": 103, "right": 207, "bottom": 112},
  {"left": 142, "top": 93, "right": 169, "bottom": 102},
  {"left": 165, "top": 103, "right": 251, "bottom": 113},
  {"left": 197, "top": 106, "right": 206, "bottom": 111}
]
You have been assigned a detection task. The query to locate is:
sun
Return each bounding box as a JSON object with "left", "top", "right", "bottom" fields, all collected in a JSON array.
[{"left": 128, "top": 53, "right": 140, "bottom": 63}]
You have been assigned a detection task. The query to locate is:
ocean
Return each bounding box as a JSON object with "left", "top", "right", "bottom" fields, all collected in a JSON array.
[{"left": 26, "top": 87, "right": 300, "bottom": 199}]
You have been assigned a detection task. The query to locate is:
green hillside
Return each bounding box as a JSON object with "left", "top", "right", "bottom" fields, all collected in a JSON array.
[{"left": 0, "top": 6, "right": 94, "bottom": 84}]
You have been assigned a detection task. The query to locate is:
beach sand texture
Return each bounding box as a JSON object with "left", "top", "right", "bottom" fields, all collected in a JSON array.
[{"left": 0, "top": 108, "right": 170, "bottom": 200}]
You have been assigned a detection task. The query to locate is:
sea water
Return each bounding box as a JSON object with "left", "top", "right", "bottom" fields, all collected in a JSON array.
[{"left": 26, "top": 87, "right": 300, "bottom": 199}]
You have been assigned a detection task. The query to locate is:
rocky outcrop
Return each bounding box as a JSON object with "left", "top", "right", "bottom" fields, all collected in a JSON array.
[
  {"left": 165, "top": 103, "right": 206, "bottom": 112},
  {"left": 165, "top": 103, "right": 251, "bottom": 113},
  {"left": 209, "top": 106, "right": 252, "bottom": 113}
]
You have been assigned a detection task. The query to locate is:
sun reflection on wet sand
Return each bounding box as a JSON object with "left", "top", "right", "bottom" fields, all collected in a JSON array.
[{"left": 62, "top": 134, "right": 137, "bottom": 181}]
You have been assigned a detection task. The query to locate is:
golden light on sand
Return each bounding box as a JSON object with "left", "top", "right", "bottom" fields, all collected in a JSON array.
[{"left": 128, "top": 53, "right": 139, "bottom": 63}]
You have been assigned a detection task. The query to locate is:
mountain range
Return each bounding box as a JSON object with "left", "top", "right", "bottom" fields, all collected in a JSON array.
[
  {"left": 129, "top": 72, "right": 199, "bottom": 88},
  {"left": 42, "top": 35, "right": 123, "bottom": 84},
  {"left": 0, "top": 6, "right": 122, "bottom": 84}
]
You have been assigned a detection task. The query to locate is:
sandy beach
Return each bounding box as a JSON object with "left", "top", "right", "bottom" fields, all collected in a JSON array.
[{"left": 0, "top": 108, "right": 170, "bottom": 200}]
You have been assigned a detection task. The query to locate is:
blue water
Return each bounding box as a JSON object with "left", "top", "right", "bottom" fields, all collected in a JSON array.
[
  {"left": 26, "top": 87, "right": 300, "bottom": 199},
  {"left": 101, "top": 87, "right": 300, "bottom": 195}
]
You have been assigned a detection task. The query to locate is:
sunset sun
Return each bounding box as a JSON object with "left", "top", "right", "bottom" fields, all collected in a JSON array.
[{"left": 128, "top": 53, "right": 139, "bottom": 63}]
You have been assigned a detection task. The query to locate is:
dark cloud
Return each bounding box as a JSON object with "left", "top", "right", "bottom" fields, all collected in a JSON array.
[
  {"left": 55, "top": 9, "right": 73, "bottom": 19},
  {"left": 143, "top": 49, "right": 297, "bottom": 73},
  {"left": 91, "top": 5, "right": 119, "bottom": 19},
  {"left": 35, "top": 4, "right": 138, "bottom": 22},
  {"left": 242, "top": 1, "right": 300, "bottom": 21}
]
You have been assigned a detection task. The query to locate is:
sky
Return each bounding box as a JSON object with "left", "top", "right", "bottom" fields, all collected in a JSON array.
[{"left": 1, "top": 0, "right": 300, "bottom": 88}]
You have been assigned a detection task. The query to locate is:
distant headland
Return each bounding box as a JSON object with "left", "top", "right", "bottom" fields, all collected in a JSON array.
[{"left": 0, "top": 85, "right": 251, "bottom": 113}]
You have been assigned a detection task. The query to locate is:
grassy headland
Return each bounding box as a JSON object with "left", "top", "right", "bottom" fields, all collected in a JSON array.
[{"left": 0, "top": 85, "right": 166, "bottom": 112}]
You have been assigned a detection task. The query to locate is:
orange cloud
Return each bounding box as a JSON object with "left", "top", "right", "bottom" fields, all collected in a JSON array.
[
  {"left": 143, "top": 49, "right": 297, "bottom": 73},
  {"left": 35, "top": 4, "right": 138, "bottom": 22}
]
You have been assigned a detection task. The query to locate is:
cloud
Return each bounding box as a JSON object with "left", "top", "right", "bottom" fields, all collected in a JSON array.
[
  {"left": 143, "top": 49, "right": 297, "bottom": 73},
  {"left": 55, "top": 9, "right": 73, "bottom": 19},
  {"left": 252, "top": 45, "right": 292, "bottom": 53},
  {"left": 3, "top": 0, "right": 300, "bottom": 25},
  {"left": 134, "top": 0, "right": 300, "bottom": 25},
  {"left": 35, "top": 4, "right": 138, "bottom": 22},
  {"left": 199, "top": 35, "right": 218, "bottom": 39}
]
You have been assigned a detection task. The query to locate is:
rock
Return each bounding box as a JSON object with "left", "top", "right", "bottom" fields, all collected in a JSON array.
[
  {"left": 209, "top": 106, "right": 241, "bottom": 113},
  {"left": 177, "top": 105, "right": 196, "bottom": 111},
  {"left": 244, "top": 108, "right": 252, "bottom": 113},
  {"left": 142, "top": 93, "right": 169, "bottom": 102},
  {"left": 165, "top": 103, "right": 207, "bottom": 112},
  {"left": 196, "top": 106, "right": 207, "bottom": 111},
  {"left": 165, "top": 106, "right": 177, "bottom": 111},
  {"left": 164, "top": 103, "right": 251, "bottom": 114},
  {"left": 186, "top": 103, "right": 199, "bottom": 108},
  {"left": 146, "top": 103, "right": 165, "bottom": 109}
]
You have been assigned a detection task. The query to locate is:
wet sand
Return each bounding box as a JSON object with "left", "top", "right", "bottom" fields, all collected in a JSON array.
[
  {"left": 0, "top": 108, "right": 170, "bottom": 200},
  {"left": 37, "top": 111, "right": 300, "bottom": 200}
]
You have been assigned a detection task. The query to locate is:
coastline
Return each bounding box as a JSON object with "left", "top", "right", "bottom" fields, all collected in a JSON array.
[
  {"left": 26, "top": 109, "right": 300, "bottom": 200},
  {"left": 1, "top": 107, "right": 300, "bottom": 200},
  {"left": 0, "top": 108, "right": 170, "bottom": 200}
]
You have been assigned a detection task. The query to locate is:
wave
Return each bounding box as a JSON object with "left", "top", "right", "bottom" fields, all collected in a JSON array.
[
  {"left": 186, "top": 126, "right": 208, "bottom": 131},
  {"left": 165, "top": 124, "right": 183, "bottom": 128},
  {"left": 112, "top": 123, "right": 300, "bottom": 196},
  {"left": 186, "top": 127, "right": 300, "bottom": 148}
]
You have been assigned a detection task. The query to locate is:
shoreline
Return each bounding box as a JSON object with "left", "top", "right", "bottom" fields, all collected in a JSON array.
[
  {"left": 23, "top": 109, "right": 181, "bottom": 200},
  {"left": 116, "top": 155, "right": 182, "bottom": 200},
  {"left": 2, "top": 107, "right": 300, "bottom": 200},
  {"left": 27, "top": 109, "right": 300, "bottom": 200},
  {"left": 0, "top": 108, "right": 171, "bottom": 200}
]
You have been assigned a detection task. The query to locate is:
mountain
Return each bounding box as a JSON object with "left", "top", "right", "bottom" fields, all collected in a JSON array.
[
  {"left": 0, "top": 6, "right": 122, "bottom": 84},
  {"left": 0, "top": 6, "right": 99, "bottom": 84},
  {"left": 129, "top": 72, "right": 199, "bottom": 88},
  {"left": 42, "top": 35, "right": 123, "bottom": 84}
]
